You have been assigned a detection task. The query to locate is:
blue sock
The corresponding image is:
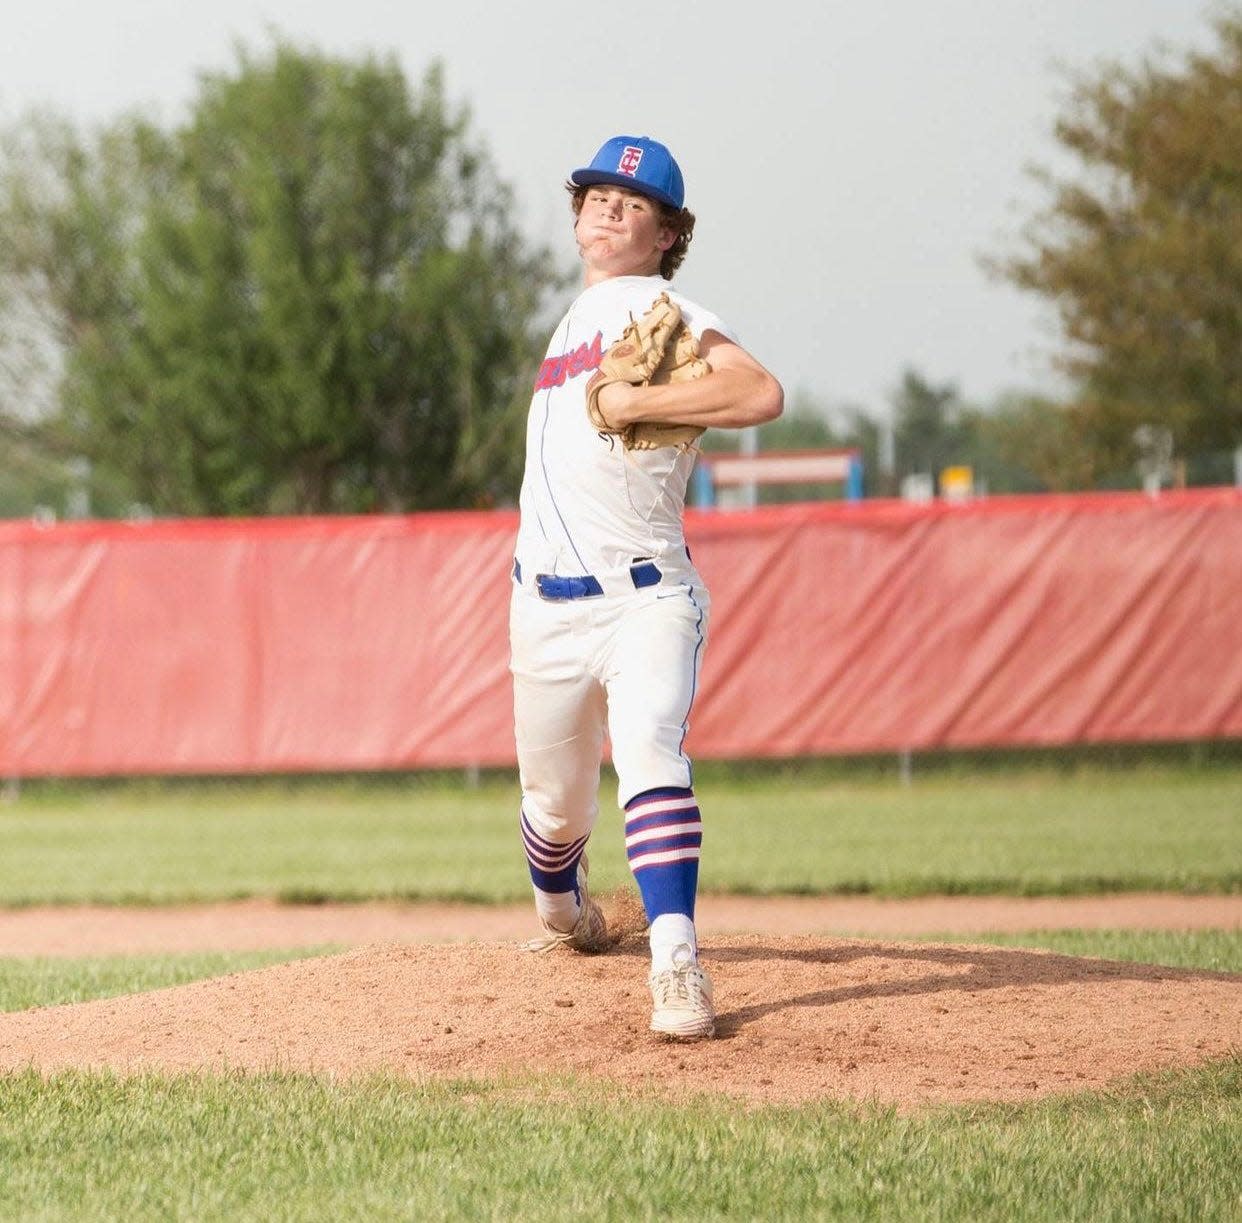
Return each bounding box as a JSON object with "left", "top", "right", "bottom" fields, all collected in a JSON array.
[
  {"left": 624, "top": 786, "right": 702, "bottom": 921},
  {"left": 520, "top": 806, "right": 587, "bottom": 901}
]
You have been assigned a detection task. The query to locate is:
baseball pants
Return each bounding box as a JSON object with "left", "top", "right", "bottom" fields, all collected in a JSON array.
[{"left": 510, "top": 579, "right": 710, "bottom": 916}]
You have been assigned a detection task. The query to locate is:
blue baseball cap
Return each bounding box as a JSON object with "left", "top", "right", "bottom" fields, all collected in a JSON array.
[{"left": 570, "top": 135, "right": 685, "bottom": 209}]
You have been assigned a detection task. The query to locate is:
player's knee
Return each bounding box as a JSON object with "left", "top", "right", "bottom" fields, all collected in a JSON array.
[
  {"left": 520, "top": 789, "right": 598, "bottom": 844},
  {"left": 615, "top": 755, "right": 694, "bottom": 810}
]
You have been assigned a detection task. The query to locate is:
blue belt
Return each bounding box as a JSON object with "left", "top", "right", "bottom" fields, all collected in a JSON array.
[{"left": 514, "top": 559, "right": 663, "bottom": 601}]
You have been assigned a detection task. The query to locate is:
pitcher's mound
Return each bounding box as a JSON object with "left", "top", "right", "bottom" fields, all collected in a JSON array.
[{"left": 1, "top": 935, "right": 1237, "bottom": 1106}]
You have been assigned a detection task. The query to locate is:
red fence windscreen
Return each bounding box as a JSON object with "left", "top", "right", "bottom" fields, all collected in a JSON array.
[{"left": 1, "top": 489, "right": 1239, "bottom": 778}]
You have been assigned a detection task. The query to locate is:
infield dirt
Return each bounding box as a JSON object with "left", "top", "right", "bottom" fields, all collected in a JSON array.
[{"left": 1, "top": 892, "right": 1238, "bottom": 1108}]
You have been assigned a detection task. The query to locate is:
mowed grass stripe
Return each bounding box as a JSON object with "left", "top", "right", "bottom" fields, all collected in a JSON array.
[
  {"left": 928, "top": 928, "right": 1242, "bottom": 974},
  {"left": 1, "top": 764, "right": 1239, "bottom": 905},
  {"left": 0, "top": 948, "right": 337, "bottom": 1013},
  {"left": 0, "top": 1062, "right": 1237, "bottom": 1222}
]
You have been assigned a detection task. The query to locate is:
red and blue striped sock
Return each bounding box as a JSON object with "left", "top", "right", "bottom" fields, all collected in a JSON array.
[{"left": 520, "top": 806, "right": 588, "bottom": 929}]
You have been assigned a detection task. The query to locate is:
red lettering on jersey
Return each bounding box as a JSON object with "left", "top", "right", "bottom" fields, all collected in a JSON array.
[{"left": 533, "top": 331, "right": 605, "bottom": 391}]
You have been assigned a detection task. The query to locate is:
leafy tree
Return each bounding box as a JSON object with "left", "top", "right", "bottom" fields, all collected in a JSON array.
[
  {"left": 0, "top": 42, "right": 563, "bottom": 516},
  {"left": 994, "top": 9, "right": 1242, "bottom": 467},
  {"left": 890, "top": 368, "right": 970, "bottom": 482},
  {"left": 837, "top": 407, "right": 892, "bottom": 496},
  {"left": 968, "top": 393, "right": 1100, "bottom": 493}
]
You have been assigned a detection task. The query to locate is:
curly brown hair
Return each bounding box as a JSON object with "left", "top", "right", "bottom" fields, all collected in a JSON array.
[{"left": 566, "top": 183, "right": 696, "bottom": 279}]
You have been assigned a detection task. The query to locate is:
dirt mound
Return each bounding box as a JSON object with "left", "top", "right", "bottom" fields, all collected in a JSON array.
[{"left": 2, "top": 933, "right": 1237, "bottom": 1107}]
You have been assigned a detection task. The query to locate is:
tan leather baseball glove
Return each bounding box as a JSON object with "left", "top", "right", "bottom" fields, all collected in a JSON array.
[{"left": 586, "top": 292, "right": 711, "bottom": 452}]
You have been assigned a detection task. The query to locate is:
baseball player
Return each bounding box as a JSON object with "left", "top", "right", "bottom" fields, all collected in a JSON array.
[{"left": 510, "top": 135, "right": 783, "bottom": 1039}]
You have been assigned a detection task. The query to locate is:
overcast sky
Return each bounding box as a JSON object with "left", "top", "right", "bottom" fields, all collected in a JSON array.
[{"left": 3, "top": 1, "right": 1226, "bottom": 418}]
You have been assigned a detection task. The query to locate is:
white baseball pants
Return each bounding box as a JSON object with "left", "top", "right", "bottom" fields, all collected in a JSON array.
[{"left": 509, "top": 578, "right": 710, "bottom": 843}]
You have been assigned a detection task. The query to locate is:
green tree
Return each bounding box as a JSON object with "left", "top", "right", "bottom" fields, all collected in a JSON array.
[
  {"left": 0, "top": 42, "right": 562, "bottom": 516},
  {"left": 890, "top": 367, "right": 970, "bottom": 482},
  {"left": 968, "top": 393, "right": 1100, "bottom": 493},
  {"left": 994, "top": 9, "right": 1242, "bottom": 468}
]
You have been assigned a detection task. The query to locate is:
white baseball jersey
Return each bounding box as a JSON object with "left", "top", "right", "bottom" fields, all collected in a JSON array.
[{"left": 514, "top": 274, "right": 737, "bottom": 580}]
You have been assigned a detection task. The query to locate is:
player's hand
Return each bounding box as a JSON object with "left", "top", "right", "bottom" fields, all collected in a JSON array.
[{"left": 595, "top": 380, "right": 641, "bottom": 427}]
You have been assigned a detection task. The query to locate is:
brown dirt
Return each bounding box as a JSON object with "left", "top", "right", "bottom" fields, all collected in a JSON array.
[{"left": 1, "top": 893, "right": 1238, "bottom": 1108}]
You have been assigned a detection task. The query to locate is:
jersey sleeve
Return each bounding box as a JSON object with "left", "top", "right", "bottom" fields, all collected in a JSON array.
[{"left": 666, "top": 291, "right": 739, "bottom": 346}]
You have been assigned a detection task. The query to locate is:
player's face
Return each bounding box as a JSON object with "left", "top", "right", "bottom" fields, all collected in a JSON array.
[{"left": 575, "top": 187, "right": 675, "bottom": 280}]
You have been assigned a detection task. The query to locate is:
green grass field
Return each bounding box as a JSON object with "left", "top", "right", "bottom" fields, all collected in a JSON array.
[
  {"left": 1, "top": 763, "right": 1238, "bottom": 1220},
  {"left": 2, "top": 761, "right": 1239, "bottom": 904},
  {"left": 0, "top": 948, "right": 337, "bottom": 1013},
  {"left": 0, "top": 1063, "right": 1237, "bottom": 1221}
]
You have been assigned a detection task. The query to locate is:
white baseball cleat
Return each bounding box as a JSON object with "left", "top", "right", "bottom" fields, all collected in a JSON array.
[
  {"left": 649, "top": 944, "right": 715, "bottom": 1040},
  {"left": 521, "top": 857, "right": 610, "bottom": 953}
]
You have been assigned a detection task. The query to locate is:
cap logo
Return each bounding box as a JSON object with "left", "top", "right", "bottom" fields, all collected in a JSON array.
[{"left": 617, "top": 145, "right": 644, "bottom": 177}]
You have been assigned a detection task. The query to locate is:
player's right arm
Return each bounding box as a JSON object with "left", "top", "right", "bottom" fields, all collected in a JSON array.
[{"left": 597, "top": 331, "right": 783, "bottom": 431}]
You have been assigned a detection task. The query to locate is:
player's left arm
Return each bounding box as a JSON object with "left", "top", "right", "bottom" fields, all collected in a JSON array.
[{"left": 599, "top": 329, "right": 784, "bottom": 430}]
